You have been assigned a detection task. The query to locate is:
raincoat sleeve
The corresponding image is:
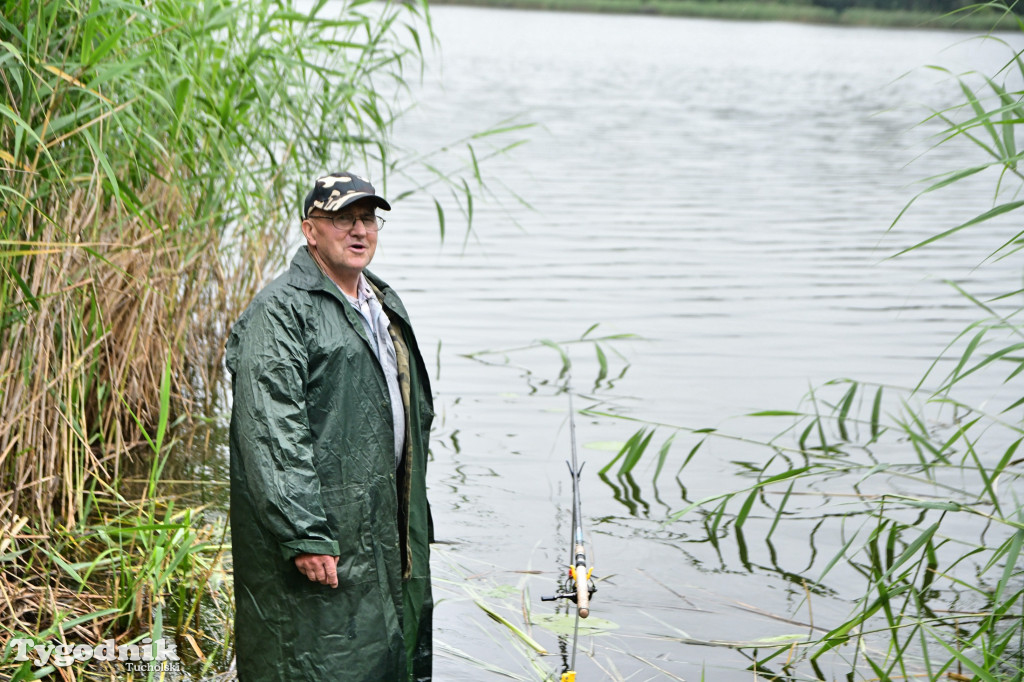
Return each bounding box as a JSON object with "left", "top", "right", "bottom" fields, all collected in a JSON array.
[{"left": 228, "top": 295, "right": 339, "bottom": 561}]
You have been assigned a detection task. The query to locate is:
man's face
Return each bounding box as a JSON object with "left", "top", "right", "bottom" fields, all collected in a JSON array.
[{"left": 301, "top": 197, "right": 380, "bottom": 284}]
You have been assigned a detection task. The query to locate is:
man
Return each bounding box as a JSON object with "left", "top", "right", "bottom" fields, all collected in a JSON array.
[{"left": 225, "top": 172, "right": 434, "bottom": 681}]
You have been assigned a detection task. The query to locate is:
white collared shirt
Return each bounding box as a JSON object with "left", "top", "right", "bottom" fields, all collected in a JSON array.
[{"left": 338, "top": 274, "right": 405, "bottom": 467}]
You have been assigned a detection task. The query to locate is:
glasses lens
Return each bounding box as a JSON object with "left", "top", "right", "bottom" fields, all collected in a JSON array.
[
  {"left": 321, "top": 214, "right": 382, "bottom": 231},
  {"left": 352, "top": 215, "right": 382, "bottom": 231}
]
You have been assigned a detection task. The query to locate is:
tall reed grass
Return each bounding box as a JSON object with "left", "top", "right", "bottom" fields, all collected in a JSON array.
[
  {"left": 0, "top": 0, "right": 436, "bottom": 528},
  {"left": 0, "top": 0, "right": 491, "bottom": 674}
]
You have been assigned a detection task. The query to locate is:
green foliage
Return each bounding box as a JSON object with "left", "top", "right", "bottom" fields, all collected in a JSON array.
[
  {"left": 0, "top": 0, "right": 440, "bottom": 526},
  {"left": 0, "top": 349, "right": 230, "bottom": 678},
  {"left": 0, "top": 0, "right": 507, "bottom": 671},
  {"left": 811, "top": 0, "right": 978, "bottom": 13}
]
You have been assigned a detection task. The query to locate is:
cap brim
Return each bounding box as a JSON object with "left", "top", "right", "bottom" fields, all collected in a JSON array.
[{"left": 333, "top": 192, "right": 391, "bottom": 212}]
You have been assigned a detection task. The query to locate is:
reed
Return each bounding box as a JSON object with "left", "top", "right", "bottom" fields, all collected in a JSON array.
[
  {"left": 0, "top": 0, "right": 458, "bottom": 673},
  {"left": 1, "top": 359, "right": 231, "bottom": 679},
  {"left": 0, "top": 0, "right": 438, "bottom": 526}
]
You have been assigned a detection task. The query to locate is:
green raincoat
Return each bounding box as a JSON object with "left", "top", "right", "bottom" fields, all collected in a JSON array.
[{"left": 226, "top": 246, "right": 434, "bottom": 681}]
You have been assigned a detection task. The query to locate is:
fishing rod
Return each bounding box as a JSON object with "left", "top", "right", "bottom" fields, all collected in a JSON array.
[{"left": 542, "top": 383, "right": 596, "bottom": 682}]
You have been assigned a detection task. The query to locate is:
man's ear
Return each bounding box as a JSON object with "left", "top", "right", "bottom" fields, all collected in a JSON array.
[{"left": 301, "top": 218, "right": 316, "bottom": 247}]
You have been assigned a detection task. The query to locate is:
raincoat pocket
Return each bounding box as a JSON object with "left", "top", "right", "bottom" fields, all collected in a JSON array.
[{"left": 321, "top": 493, "right": 374, "bottom": 585}]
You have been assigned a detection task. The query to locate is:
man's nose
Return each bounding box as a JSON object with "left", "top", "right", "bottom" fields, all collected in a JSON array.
[{"left": 350, "top": 218, "right": 368, "bottom": 236}]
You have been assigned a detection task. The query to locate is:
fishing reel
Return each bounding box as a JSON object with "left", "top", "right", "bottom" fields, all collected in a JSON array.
[{"left": 541, "top": 564, "right": 597, "bottom": 611}]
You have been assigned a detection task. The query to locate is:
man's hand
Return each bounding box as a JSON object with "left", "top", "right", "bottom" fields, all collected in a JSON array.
[{"left": 294, "top": 553, "right": 339, "bottom": 588}]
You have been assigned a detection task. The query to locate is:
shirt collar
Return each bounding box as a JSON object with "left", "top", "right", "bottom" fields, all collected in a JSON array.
[{"left": 354, "top": 273, "right": 374, "bottom": 304}]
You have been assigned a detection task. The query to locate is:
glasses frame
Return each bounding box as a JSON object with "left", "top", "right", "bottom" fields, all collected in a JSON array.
[{"left": 307, "top": 212, "right": 386, "bottom": 232}]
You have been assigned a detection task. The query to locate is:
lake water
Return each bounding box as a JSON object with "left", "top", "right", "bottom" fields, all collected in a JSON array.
[{"left": 331, "top": 7, "right": 1024, "bottom": 680}]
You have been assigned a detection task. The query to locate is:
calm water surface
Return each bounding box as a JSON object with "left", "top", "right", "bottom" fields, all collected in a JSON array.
[{"left": 337, "top": 8, "right": 1023, "bottom": 680}]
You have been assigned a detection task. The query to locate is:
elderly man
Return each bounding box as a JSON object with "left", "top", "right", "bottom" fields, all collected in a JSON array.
[{"left": 226, "top": 172, "right": 434, "bottom": 681}]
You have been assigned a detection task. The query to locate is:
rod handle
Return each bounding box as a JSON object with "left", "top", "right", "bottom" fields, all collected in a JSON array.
[{"left": 574, "top": 562, "right": 589, "bottom": 618}]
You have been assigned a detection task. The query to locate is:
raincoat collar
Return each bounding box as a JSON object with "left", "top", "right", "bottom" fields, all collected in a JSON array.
[
  {"left": 286, "top": 246, "right": 411, "bottom": 327},
  {"left": 286, "top": 245, "right": 344, "bottom": 293}
]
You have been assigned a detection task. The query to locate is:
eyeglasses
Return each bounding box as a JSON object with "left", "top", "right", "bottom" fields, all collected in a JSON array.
[{"left": 308, "top": 212, "right": 386, "bottom": 232}]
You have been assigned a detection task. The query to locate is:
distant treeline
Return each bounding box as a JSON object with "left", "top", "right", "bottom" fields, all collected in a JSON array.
[
  {"left": 806, "top": 0, "right": 1011, "bottom": 13},
  {"left": 428, "top": 0, "right": 1020, "bottom": 29},
  {"left": 696, "top": 0, "right": 1010, "bottom": 12}
]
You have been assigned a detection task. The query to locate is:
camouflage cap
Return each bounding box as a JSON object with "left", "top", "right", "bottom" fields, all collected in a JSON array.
[{"left": 302, "top": 172, "right": 391, "bottom": 218}]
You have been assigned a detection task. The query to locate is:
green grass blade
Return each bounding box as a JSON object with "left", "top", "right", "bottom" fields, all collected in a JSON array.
[
  {"left": 475, "top": 600, "right": 548, "bottom": 654},
  {"left": 892, "top": 200, "right": 1024, "bottom": 257}
]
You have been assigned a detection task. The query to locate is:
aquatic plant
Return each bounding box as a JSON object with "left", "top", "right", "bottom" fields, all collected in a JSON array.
[{"left": 1, "top": 359, "right": 231, "bottom": 680}]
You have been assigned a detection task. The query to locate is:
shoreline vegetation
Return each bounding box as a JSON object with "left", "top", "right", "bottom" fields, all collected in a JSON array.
[
  {"left": 2, "top": 0, "right": 515, "bottom": 676},
  {"left": 0, "top": 0, "right": 448, "bottom": 678},
  {"left": 426, "top": 0, "right": 1023, "bottom": 30}
]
